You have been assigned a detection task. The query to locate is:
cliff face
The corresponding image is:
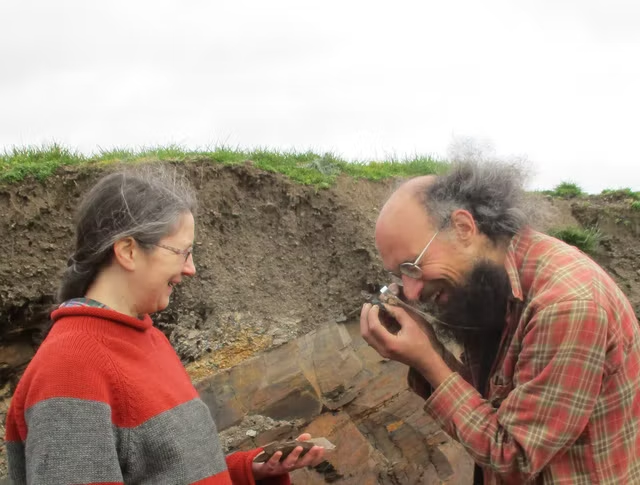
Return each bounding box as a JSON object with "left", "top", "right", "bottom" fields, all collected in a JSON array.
[
  {"left": 0, "top": 162, "right": 393, "bottom": 387},
  {"left": 1, "top": 162, "right": 638, "bottom": 482}
]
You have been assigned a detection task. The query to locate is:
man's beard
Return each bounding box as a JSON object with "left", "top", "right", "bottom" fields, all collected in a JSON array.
[
  {"left": 418, "top": 260, "right": 511, "bottom": 340},
  {"left": 413, "top": 260, "right": 512, "bottom": 391}
]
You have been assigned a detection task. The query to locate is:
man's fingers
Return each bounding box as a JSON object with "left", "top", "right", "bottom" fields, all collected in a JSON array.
[
  {"left": 364, "top": 305, "right": 398, "bottom": 357},
  {"left": 381, "top": 302, "right": 411, "bottom": 325},
  {"left": 362, "top": 303, "right": 411, "bottom": 360},
  {"left": 360, "top": 303, "right": 374, "bottom": 342},
  {"left": 383, "top": 302, "right": 438, "bottom": 338},
  {"left": 367, "top": 305, "right": 395, "bottom": 339}
]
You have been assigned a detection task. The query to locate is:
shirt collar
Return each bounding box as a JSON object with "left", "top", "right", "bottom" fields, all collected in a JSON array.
[
  {"left": 504, "top": 229, "right": 526, "bottom": 302},
  {"left": 51, "top": 305, "right": 154, "bottom": 331}
]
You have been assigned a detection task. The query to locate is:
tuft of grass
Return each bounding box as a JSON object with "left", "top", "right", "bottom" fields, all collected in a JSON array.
[
  {"left": 549, "top": 181, "right": 584, "bottom": 199},
  {"left": 0, "top": 144, "right": 87, "bottom": 181},
  {"left": 601, "top": 187, "right": 640, "bottom": 201},
  {"left": 548, "top": 226, "right": 602, "bottom": 254},
  {"left": 631, "top": 201, "right": 640, "bottom": 211},
  {"left": 0, "top": 143, "right": 448, "bottom": 186},
  {"left": 538, "top": 189, "right": 556, "bottom": 197},
  {"left": 341, "top": 155, "right": 448, "bottom": 180}
]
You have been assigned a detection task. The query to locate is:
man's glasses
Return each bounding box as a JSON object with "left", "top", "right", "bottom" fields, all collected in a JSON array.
[
  {"left": 154, "top": 243, "right": 193, "bottom": 262},
  {"left": 397, "top": 231, "right": 439, "bottom": 279}
]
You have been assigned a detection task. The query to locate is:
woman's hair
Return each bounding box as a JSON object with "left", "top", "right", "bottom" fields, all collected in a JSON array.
[{"left": 57, "top": 165, "right": 197, "bottom": 302}]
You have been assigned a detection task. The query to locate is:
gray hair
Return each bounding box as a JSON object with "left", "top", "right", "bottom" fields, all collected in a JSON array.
[
  {"left": 422, "top": 160, "right": 529, "bottom": 241},
  {"left": 57, "top": 164, "right": 197, "bottom": 302}
]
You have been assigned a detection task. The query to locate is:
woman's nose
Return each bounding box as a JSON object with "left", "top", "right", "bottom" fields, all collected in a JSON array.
[{"left": 182, "top": 254, "right": 196, "bottom": 276}]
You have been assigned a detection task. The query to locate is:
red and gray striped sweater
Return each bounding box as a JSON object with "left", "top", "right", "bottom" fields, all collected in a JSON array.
[{"left": 5, "top": 306, "right": 290, "bottom": 485}]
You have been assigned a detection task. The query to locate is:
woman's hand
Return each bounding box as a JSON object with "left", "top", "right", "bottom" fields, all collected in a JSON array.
[{"left": 251, "top": 433, "right": 326, "bottom": 480}]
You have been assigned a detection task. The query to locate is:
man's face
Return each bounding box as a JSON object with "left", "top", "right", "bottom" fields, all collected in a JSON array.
[
  {"left": 375, "top": 197, "right": 511, "bottom": 340},
  {"left": 375, "top": 195, "right": 476, "bottom": 306}
]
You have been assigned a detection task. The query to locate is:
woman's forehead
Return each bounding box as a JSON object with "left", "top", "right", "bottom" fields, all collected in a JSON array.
[{"left": 165, "top": 212, "right": 195, "bottom": 241}]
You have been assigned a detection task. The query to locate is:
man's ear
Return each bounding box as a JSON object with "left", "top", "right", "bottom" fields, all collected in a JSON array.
[
  {"left": 449, "top": 209, "right": 477, "bottom": 246},
  {"left": 113, "top": 237, "right": 137, "bottom": 271}
]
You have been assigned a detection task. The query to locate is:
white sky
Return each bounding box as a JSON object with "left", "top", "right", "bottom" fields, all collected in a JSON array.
[{"left": 1, "top": 0, "right": 639, "bottom": 193}]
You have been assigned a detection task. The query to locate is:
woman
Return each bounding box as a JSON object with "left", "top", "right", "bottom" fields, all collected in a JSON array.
[{"left": 5, "top": 166, "right": 324, "bottom": 484}]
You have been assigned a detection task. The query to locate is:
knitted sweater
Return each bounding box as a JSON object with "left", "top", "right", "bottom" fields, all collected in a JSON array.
[{"left": 5, "top": 306, "right": 290, "bottom": 485}]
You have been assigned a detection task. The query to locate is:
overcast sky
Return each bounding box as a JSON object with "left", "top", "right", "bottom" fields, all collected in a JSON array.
[{"left": 1, "top": 0, "right": 638, "bottom": 192}]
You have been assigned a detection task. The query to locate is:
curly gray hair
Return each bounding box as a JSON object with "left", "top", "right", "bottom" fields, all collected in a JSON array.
[{"left": 422, "top": 160, "right": 529, "bottom": 241}]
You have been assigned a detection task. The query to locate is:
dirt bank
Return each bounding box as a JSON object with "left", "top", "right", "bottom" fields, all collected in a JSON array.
[{"left": 0, "top": 162, "right": 399, "bottom": 384}]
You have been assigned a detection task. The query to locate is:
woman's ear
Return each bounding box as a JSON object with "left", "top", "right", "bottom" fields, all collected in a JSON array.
[
  {"left": 113, "top": 237, "right": 137, "bottom": 271},
  {"left": 449, "top": 209, "right": 477, "bottom": 247}
]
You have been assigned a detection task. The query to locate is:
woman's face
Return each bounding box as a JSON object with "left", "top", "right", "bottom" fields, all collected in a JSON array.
[{"left": 132, "top": 212, "right": 196, "bottom": 315}]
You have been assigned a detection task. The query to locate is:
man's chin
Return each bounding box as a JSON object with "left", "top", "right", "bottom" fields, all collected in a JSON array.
[
  {"left": 409, "top": 299, "right": 462, "bottom": 345},
  {"left": 427, "top": 317, "right": 466, "bottom": 361}
]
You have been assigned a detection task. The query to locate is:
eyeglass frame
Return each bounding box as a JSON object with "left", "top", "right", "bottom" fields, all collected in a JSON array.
[
  {"left": 396, "top": 230, "right": 439, "bottom": 279},
  {"left": 154, "top": 243, "right": 193, "bottom": 262}
]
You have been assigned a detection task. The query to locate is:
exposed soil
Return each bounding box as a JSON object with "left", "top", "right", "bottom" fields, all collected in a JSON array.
[
  {"left": 0, "top": 162, "right": 638, "bottom": 479},
  {"left": 570, "top": 196, "right": 640, "bottom": 317},
  {"left": 0, "top": 162, "right": 394, "bottom": 378}
]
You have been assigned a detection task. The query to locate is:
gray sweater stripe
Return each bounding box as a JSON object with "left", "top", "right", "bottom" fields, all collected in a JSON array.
[
  {"left": 16, "top": 397, "right": 227, "bottom": 484},
  {"left": 122, "top": 398, "right": 228, "bottom": 484},
  {"left": 6, "top": 441, "right": 26, "bottom": 485},
  {"left": 24, "top": 398, "right": 123, "bottom": 484}
]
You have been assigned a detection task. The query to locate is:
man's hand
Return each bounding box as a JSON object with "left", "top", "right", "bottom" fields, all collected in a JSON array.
[
  {"left": 251, "top": 433, "right": 325, "bottom": 480},
  {"left": 360, "top": 302, "right": 453, "bottom": 388}
]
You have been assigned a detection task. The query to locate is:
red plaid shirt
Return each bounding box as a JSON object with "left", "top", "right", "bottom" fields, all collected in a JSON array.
[{"left": 412, "top": 227, "right": 640, "bottom": 484}]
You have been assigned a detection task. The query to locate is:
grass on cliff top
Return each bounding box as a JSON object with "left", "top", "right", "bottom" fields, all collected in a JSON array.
[
  {"left": 542, "top": 181, "right": 584, "bottom": 199},
  {"left": 601, "top": 187, "right": 640, "bottom": 201},
  {"left": 542, "top": 182, "right": 640, "bottom": 209},
  {"left": 0, "top": 143, "right": 449, "bottom": 186},
  {"left": 548, "top": 226, "right": 602, "bottom": 255}
]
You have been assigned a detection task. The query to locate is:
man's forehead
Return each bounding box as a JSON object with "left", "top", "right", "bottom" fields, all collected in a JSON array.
[
  {"left": 377, "top": 190, "right": 433, "bottom": 232},
  {"left": 375, "top": 198, "right": 434, "bottom": 263}
]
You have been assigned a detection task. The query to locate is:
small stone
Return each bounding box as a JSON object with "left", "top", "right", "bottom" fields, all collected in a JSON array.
[{"left": 246, "top": 429, "right": 258, "bottom": 437}]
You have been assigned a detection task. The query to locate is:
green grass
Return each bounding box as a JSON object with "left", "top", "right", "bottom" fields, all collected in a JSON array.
[
  {"left": 0, "top": 143, "right": 448, "bottom": 186},
  {"left": 548, "top": 181, "right": 584, "bottom": 199},
  {"left": 631, "top": 201, "right": 640, "bottom": 211},
  {"left": 0, "top": 144, "right": 87, "bottom": 182},
  {"left": 548, "top": 226, "right": 602, "bottom": 254},
  {"left": 601, "top": 188, "right": 640, "bottom": 201}
]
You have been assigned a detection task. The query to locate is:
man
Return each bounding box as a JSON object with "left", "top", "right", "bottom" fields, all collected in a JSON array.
[{"left": 361, "top": 161, "right": 640, "bottom": 484}]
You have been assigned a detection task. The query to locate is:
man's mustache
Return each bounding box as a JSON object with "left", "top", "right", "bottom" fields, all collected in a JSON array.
[{"left": 383, "top": 282, "right": 487, "bottom": 333}]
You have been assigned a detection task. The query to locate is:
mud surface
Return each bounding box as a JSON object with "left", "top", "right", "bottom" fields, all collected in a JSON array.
[
  {"left": 1, "top": 162, "right": 638, "bottom": 480},
  {"left": 570, "top": 196, "right": 640, "bottom": 317}
]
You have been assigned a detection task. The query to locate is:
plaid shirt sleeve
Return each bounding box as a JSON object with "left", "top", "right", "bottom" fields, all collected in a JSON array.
[
  {"left": 408, "top": 336, "right": 471, "bottom": 400},
  {"left": 423, "top": 299, "right": 608, "bottom": 483}
]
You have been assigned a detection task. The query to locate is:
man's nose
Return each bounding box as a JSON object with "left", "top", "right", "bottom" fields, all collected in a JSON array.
[{"left": 401, "top": 276, "right": 424, "bottom": 301}]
